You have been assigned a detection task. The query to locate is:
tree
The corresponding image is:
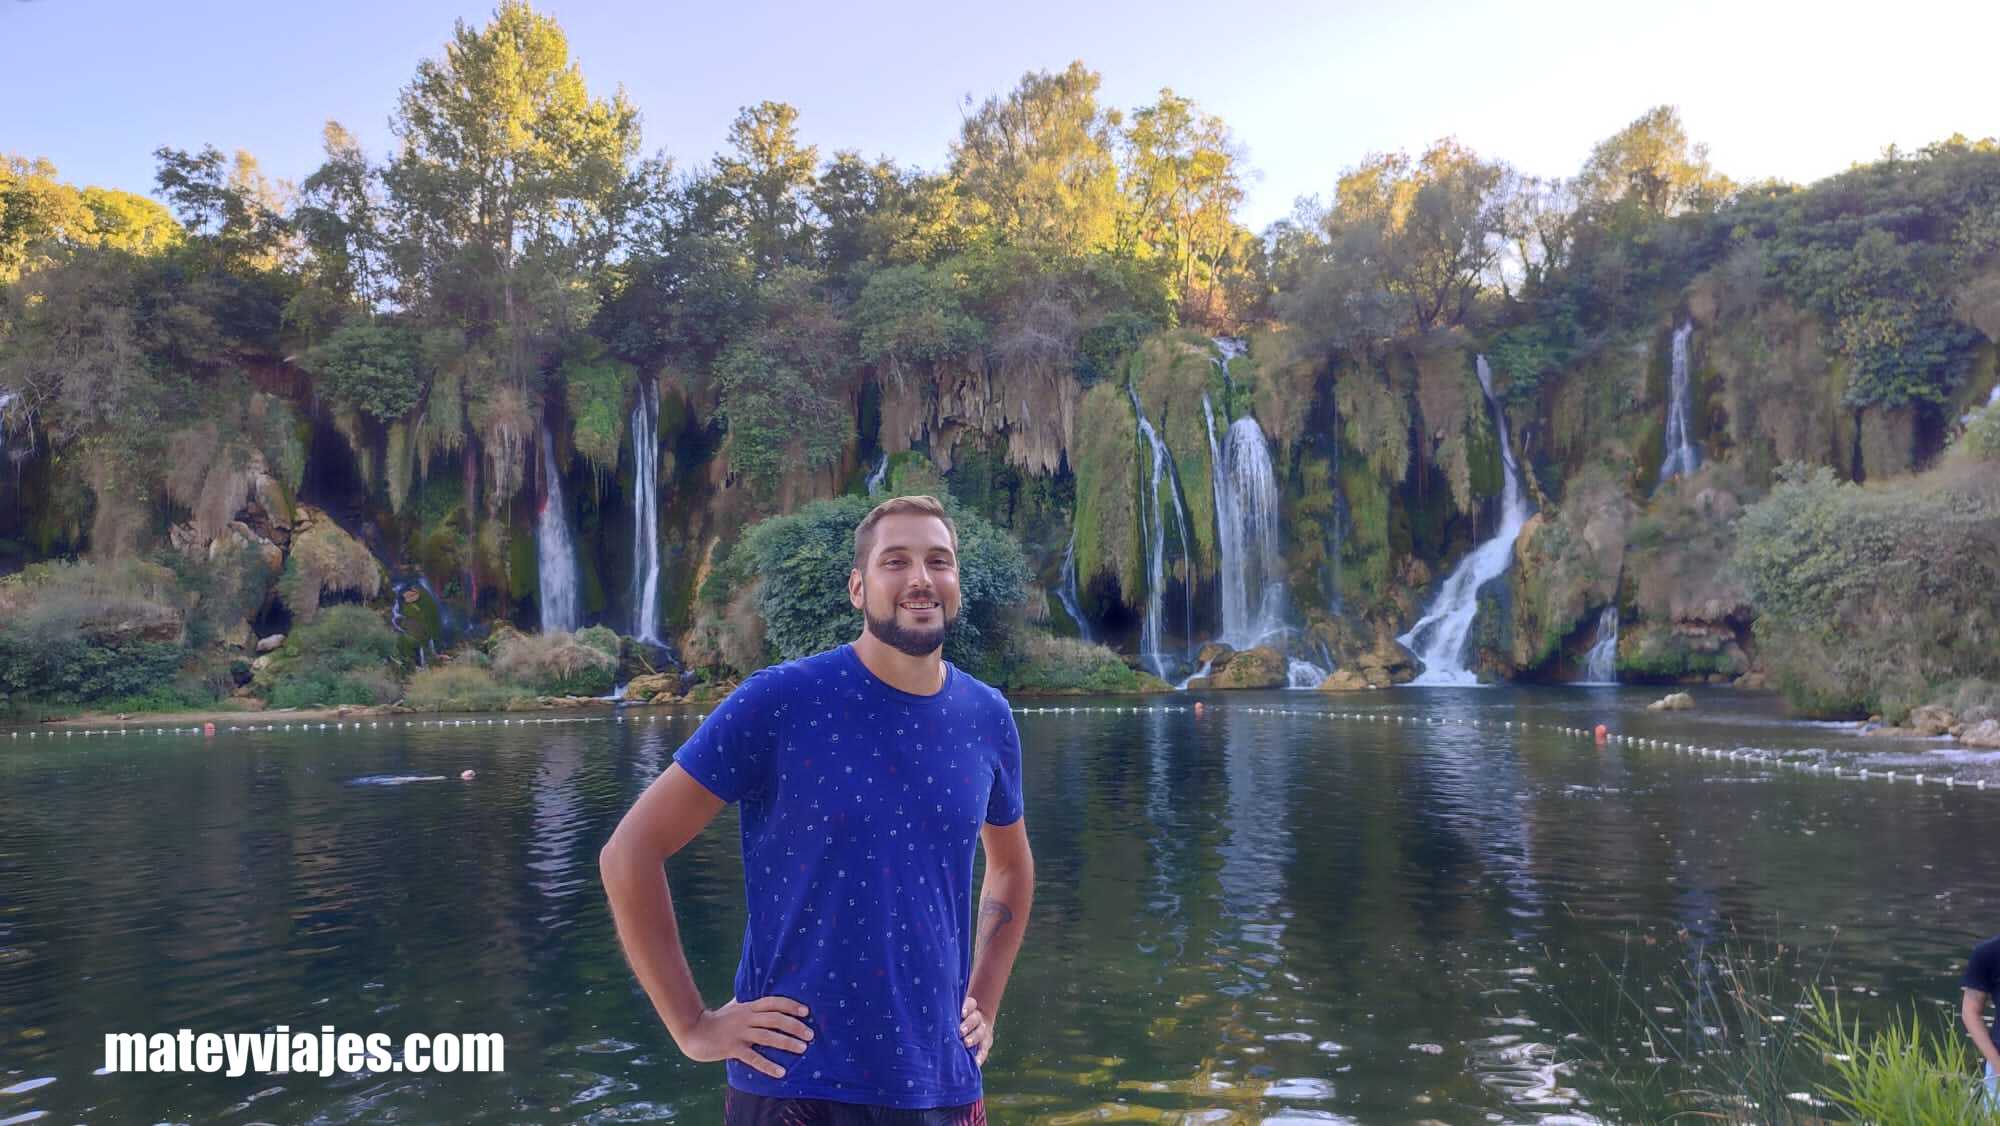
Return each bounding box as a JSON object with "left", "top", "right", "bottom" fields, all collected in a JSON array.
[
  {"left": 382, "top": 0, "right": 641, "bottom": 391},
  {"left": 152, "top": 145, "right": 293, "bottom": 271},
  {"left": 950, "top": 61, "right": 1120, "bottom": 257},
  {"left": 711, "top": 101, "right": 819, "bottom": 276},
  {"left": 294, "top": 122, "right": 389, "bottom": 322},
  {"left": 0, "top": 157, "right": 181, "bottom": 283},
  {"left": 1118, "top": 88, "right": 1248, "bottom": 321},
  {"left": 1326, "top": 139, "right": 1509, "bottom": 332},
  {"left": 1576, "top": 106, "right": 1732, "bottom": 219}
]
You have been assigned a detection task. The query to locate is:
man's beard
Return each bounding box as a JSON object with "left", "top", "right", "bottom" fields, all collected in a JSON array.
[{"left": 864, "top": 595, "right": 958, "bottom": 657}]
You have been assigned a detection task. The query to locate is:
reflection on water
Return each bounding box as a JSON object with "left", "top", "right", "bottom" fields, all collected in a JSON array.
[{"left": 1, "top": 687, "right": 1996, "bottom": 1123}]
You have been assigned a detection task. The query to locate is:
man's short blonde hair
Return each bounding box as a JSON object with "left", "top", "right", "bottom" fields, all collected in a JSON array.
[{"left": 853, "top": 495, "right": 958, "bottom": 570}]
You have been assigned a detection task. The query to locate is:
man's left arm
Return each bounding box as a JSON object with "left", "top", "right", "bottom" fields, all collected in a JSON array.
[{"left": 961, "top": 818, "right": 1033, "bottom": 1064}]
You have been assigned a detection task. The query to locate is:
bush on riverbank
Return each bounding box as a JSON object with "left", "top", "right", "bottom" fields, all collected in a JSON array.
[
  {"left": 490, "top": 626, "right": 618, "bottom": 696},
  {"left": 402, "top": 663, "right": 523, "bottom": 711},
  {"left": 1735, "top": 458, "right": 2000, "bottom": 720},
  {"left": 263, "top": 606, "right": 403, "bottom": 709},
  {"left": 1000, "top": 633, "right": 1153, "bottom": 694},
  {"left": 0, "top": 559, "right": 197, "bottom": 713}
]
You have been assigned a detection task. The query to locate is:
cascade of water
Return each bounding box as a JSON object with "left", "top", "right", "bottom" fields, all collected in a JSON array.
[
  {"left": 1055, "top": 531, "right": 1092, "bottom": 642},
  {"left": 1286, "top": 658, "right": 1329, "bottom": 689},
  {"left": 629, "top": 381, "right": 662, "bottom": 643},
  {"left": 1130, "top": 389, "right": 1194, "bottom": 680},
  {"left": 1581, "top": 604, "right": 1619, "bottom": 684},
  {"left": 0, "top": 391, "right": 15, "bottom": 461},
  {"left": 1660, "top": 323, "right": 1698, "bottom": 481},
  {"left": 1204, "top": 394, "right": 1288, "bottom": 650},
  {"left": 867, "top": 452, "right": 889, "bottom": 495},
  {"left": 1396, "top": 356, "right": 1530, "bottom": 685},
  {"left": 537, "top": 429, "right": 581, "bottom": 633}
]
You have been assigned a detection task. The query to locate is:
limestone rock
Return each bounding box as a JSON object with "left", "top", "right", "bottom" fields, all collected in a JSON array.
[
  {"left": 1960, "top": 720, "right": 2000, "bottom": 749},
  {"left": 625, "top": 672, "right": 681, "bottom": 700},
  {"left": 1907, "top": 705, "right": 1957, "bottom": 737},
  {"left": 1195, "top": 642, "right": 1235, "bottom": 669},
  {"left": 1317, "top": 669, "right": 1372, "bottom": 692},
  {"left": 1647, "top": 692, "right": 1696, "bottom": 712},
  {"left": 1733, "top": 671, "right": 1768, "bottom": 691},
  {"left": 257, "top": 633, "right": 286, "bottom": 653},
  {"left": 1356, "top": 641, "right": 1416, "bottom": 689},
  {"left": 1209, "top": 646, "right": 1286, "bottom": 689}
]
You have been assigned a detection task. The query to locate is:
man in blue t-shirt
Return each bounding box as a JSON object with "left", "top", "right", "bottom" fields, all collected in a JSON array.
[{"left": 602, "top": 495, "right": 1034, "bottom": 1124}]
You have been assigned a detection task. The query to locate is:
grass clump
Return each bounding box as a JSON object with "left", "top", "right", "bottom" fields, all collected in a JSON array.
[
  {"left": 403, "top": 663, "right": 522, "bottom": 711},
  {"left": 263, "top": 605, "right": 402, "bottom": 708},
  {"left": 1001, "top": 633, "right": 1148, "bottom": 694},
  {"left": 491, "top": 627, "right": 618, "bottom": 696}
]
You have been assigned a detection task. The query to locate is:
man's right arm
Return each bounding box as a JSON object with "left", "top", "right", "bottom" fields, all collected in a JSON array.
[
  {"left": 599, "top": 763, "right": 811, "bottom": 1077},
  {"left": 1963, "top": 988, "right": 2000, "bottom": 1071}
]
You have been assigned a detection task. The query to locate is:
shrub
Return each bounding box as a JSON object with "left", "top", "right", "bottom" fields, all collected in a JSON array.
[
  {"left": 264, "top": 606, "right": 402, "bottom": 708},
  {"left": 0, "top": 559, "right": 194, "bottom": 712},
  {"left": 300, "top": 321, "right": 424, "bottom": 422},
  {"left": 403, "top": 664, "right": 521, "bottom": 712},
  {"left": 1001, "top": 634, "right": 1144, "bottom": 694},
  {"left": 492, "top": 629, "right": 618, "bottom": 696},
  {"left": 1735, "top": 461, "right": 2000, "bottom": 720}
]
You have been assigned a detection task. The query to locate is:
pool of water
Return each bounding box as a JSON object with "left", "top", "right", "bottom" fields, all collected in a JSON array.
[{"left": 1, "top": 685, "right": 1992, "bottom": 1122}]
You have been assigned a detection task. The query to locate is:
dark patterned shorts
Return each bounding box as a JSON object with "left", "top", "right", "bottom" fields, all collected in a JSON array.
[{"left": 723, "top": 1087, "right": 987, "bottom": 1125}]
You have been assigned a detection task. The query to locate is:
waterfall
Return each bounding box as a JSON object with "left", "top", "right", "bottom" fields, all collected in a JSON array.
[
  {"left": 1204, "top": 394, "right": 1288, "bottom": 650},
  {"left": 1396, "top": 356, "right": 1530, "bottom": 685},
  {"left": 629, "top": 381, "right": 662, "bottom": 643},
  {"left": 866, "top": 452, "right": 889, "bottom": 496},
  {"left": 1660, "top": 323, "right": 1698, "bottom": 481},
  {"left": 1286, "top": 658, "right": 1329, "bottom": 689},
  {"left": 1130, "top": 389, "right": 1194, "bottom": 681},
  {"left": 537, "top": 429, "right": 580, "bottom": 633},
  {"left": 1581, "top": 604, "right": 1619, "bottom": 684},
  {"left": 0, "top": 390, "right": 15, "bottom": 462},
  {"left": 1056, "top": 531, "right": 1092, "bottom": 642}
]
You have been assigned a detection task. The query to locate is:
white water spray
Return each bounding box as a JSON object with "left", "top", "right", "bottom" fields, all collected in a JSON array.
[
  {"left": 867, "top": 452, "right": 889, "bottom": 496},
  {"left": 537, "top": 430, "right": 580, "bottom": 633},
  {"left": 1131, "top": 389, "right": 1194, "bottom": 681},
  {"left": 1580, "top": 604, "right": 1619, "bottom": 685},
  {"left": 1204, "top": 395, "right": 1289, "bottom": 650},
  {"left": 630, "top": 381, "right": 662, "bottom": 643},
  {"left": 1056, "top": 531, "right": 1092, "bottom": 642},
  {"left": 1396, "top": 356, "right": 1530, "bottom": 685},
  {"left": 1660, "top": 323, "right": 1698, "bottom": 481}
]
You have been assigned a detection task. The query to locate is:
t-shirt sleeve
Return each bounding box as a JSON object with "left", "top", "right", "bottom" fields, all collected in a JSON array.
[
  {"left": 1966, "top": 940, "right": 1999, "bottom": 993},
  {"left": 984, "top": 693, "right": 1025, "bottom": 826},
  {"left": 672, "top": 668, "right": 782, "bottom": 804}
]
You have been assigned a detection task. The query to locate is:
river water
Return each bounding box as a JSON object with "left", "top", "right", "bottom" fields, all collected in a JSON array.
[{"left": 3, "top": 686, "right": 1996, "bottom": 1123}]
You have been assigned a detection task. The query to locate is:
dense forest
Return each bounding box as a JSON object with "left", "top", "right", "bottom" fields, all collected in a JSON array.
[{"left": 2, "top": 2, "right": 1996, "bottom": 728}]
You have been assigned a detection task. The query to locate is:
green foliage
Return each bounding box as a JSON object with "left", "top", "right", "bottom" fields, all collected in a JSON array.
[
  {"left": 1736, "top": 461, "right": 2000, "bottom": 719},
  {"left": 852, "top": 265, "right": 984, "bottom": 378},
  {"left": 301, "top": 321, "right": 425, "bottom": 422},
  {"left": 1803, "top": 993, "right": 1991, "bottom": 1125},
  {"left": 491, "top": 628, "right": 617, "bottom": 695},
  {"left": 950, "top": 61, "right": 1120, "bottom": 256},
  {"left": 560, "top": 346, "right": 635, "bottom": 472},
  {"left": 1071, "top": 382, "right": 1141, "bottom": 607},
  {"left": 1000, "top": 633, "right": 1144, "bottom": 694},
  {"left": 403, "top": 662, "right": 523, "bottom": 711},
  {"left": 265, "top": 605, "right": 402, "bottom": 708},
  {"left": 1740, "top": 143, "right": 2000, "bottom": 410},
  {"left": 1963, "top": 401, "right": 2000, "bottom": 460}
]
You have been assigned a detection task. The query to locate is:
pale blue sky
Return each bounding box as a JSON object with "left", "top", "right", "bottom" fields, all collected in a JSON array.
[{"left": 2, "top": 0, "right": 1993, "bottom": 229}]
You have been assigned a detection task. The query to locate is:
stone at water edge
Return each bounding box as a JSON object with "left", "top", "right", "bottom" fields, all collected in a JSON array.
[
  {"left": 1209, "top": 646, "right": 1287, "bottom": 689},
  {"left": 624, "top": 672, "right": 680, "bottom": 700},
  {"left": 1907, "top": 705, "right": 1957, "bottom": 737},
  {"left": 256, "top": 633, "right": 286, "bottom": 653},
  {"left": 1647, "top": 692, "right": 1696, "bottom": 712},
  {"left": 1194, "top": 641, "right": 1235, "bottom": 670},
  {"left": 1316, "top": 669, "right": 1372, "bottom": 693},
  {"left": 1960, "top": 720, "right": 2000, "bottom": 749}
]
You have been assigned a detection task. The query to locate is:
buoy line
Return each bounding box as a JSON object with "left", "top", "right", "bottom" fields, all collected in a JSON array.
[{"left": 8, "top": 702, "right": 1981, "bottom": 792}]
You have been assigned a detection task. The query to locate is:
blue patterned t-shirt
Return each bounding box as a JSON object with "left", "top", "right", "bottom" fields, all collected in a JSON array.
[{"left": 673, "top": 642, "right": 1025, "bottom": 1109}]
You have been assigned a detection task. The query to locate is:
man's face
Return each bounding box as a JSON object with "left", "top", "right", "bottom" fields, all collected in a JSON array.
[{"left": 850, "top": 513, "right": 961, "bottom": 657}]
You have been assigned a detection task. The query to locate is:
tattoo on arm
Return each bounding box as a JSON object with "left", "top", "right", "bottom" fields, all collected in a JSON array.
[{"left": 973, "top": 897, "right": 1015, "bottom": 960}]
